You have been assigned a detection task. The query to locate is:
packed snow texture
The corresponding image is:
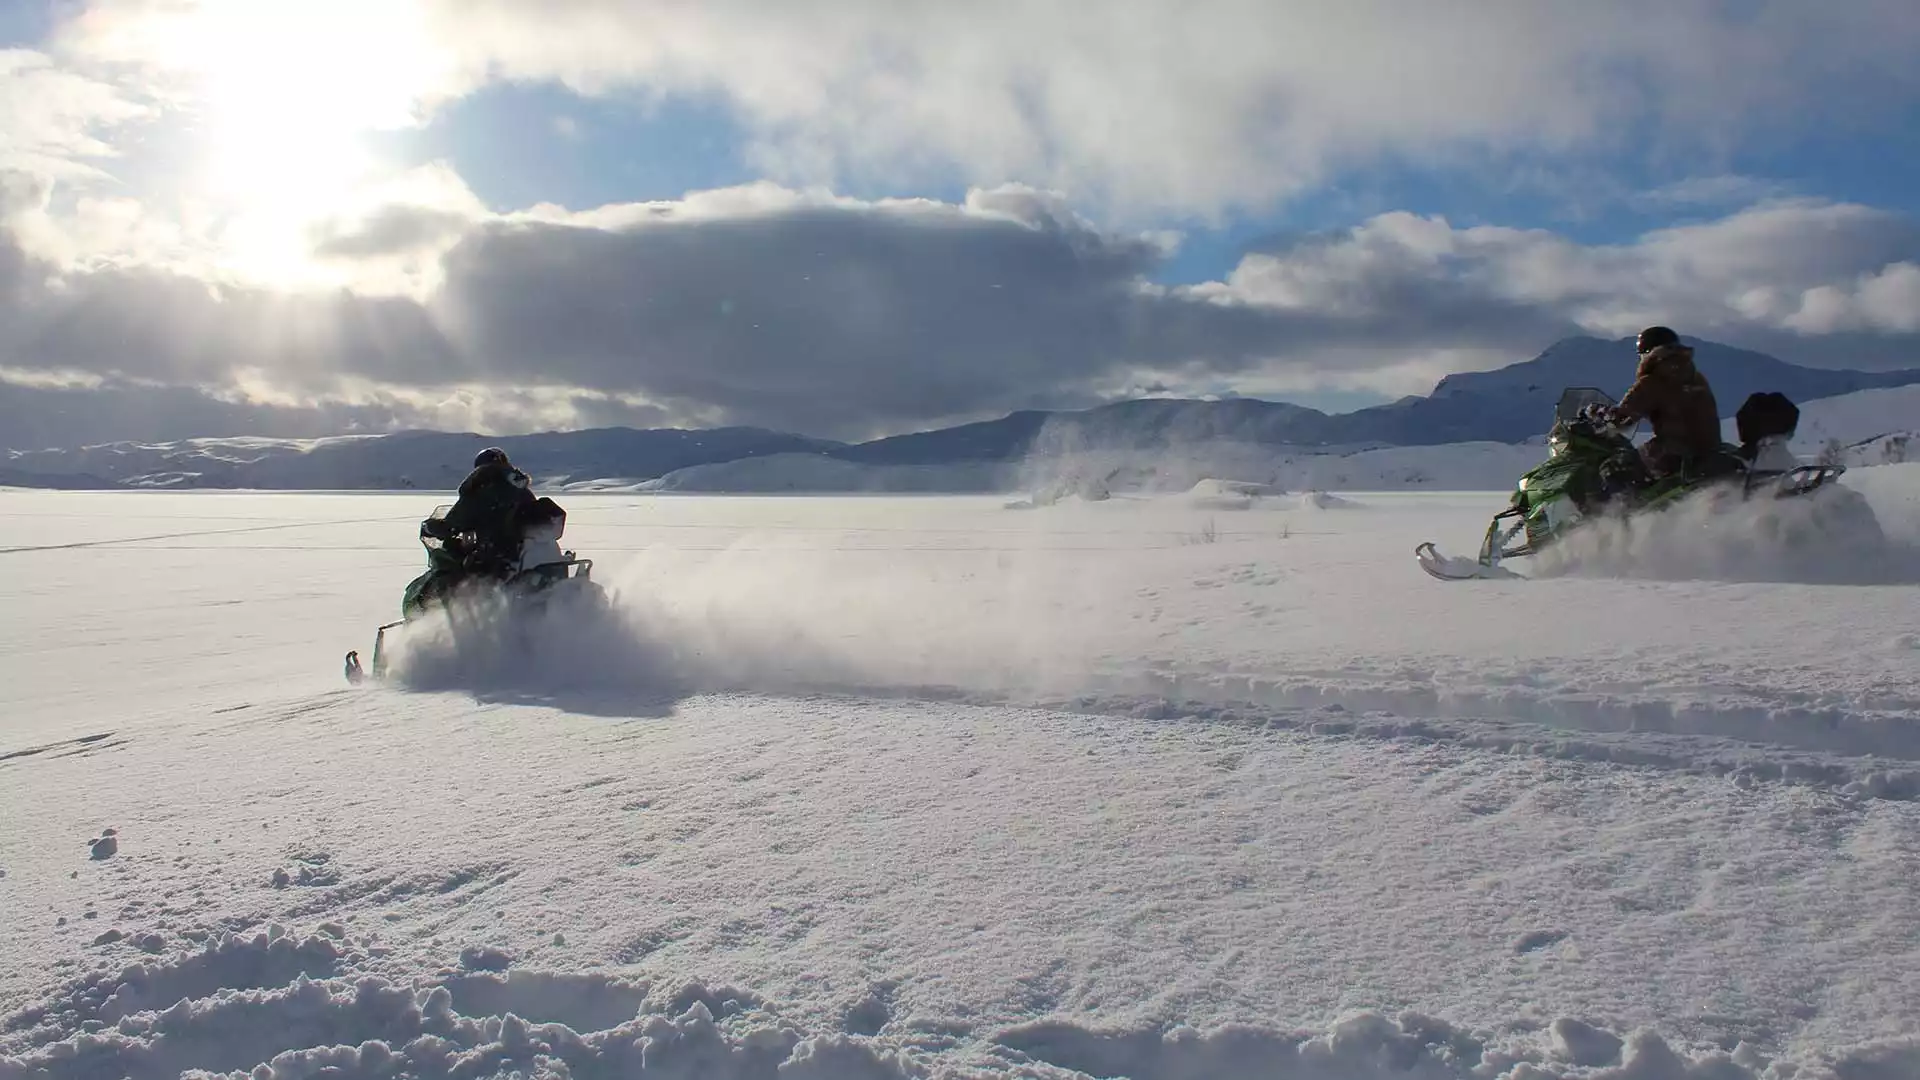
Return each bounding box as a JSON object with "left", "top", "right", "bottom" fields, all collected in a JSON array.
[{"left": 5, "top": 472, "right": 1920, "bottom": 1078}]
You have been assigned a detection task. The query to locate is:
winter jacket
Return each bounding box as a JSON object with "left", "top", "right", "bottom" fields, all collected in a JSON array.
[
  {"left": 1615, "top": 343, "right": 1722, "bottom": 471},
  {"left": 444, "top": 461, "right": 539, "bottom": 554}
]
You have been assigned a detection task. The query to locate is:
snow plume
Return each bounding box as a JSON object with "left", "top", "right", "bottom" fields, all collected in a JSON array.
[
  {"left": 378, "top": 582, "right": 703, "bottom": 708},
  {"left": 604, "top": 537, "right": 1131, "bottom": 700},
  {"left": 1527, "top": 472, "right": 1920, "bottom": 585},
  {"left": 376, "top": 525, "right": 1139, "bottom": 706}
]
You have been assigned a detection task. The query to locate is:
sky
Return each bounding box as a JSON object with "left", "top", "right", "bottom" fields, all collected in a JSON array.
[{"left": 1, "top": 0, "right": 1919, "bottom": 445}]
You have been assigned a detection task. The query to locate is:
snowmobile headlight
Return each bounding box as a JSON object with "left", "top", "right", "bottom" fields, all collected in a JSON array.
[{"left": 1548, "top": 432, "right": 1569, "bottom": 455}]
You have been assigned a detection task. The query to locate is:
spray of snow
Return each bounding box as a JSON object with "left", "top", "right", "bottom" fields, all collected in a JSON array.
[
  {"left": 382, "top": 534, "right": 1128, "bottom": 704},
  {"left": 374, "top": 467, "right": 1920, "bottom": 724},
  {"left": 1526, "top": 473, "right": 1920, "bottom": 585}
]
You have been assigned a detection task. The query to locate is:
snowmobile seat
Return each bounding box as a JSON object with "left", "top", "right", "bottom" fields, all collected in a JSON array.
[{"left": 1735, "top": 392, "right": 1799, "bottom": 463}]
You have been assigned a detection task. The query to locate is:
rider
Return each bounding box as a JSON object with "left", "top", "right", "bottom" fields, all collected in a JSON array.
[
  {"left": 433, "top": 446, "right": 540, "bottom": 571},
  {"left": 1606, "top": 326, "right": 1724, "bottom": 484}
]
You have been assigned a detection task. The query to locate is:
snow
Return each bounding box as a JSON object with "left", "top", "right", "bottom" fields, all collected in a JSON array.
[
  {"left": 638, "top": 453, "right": 1016, "bottom": 494},
  {"left": 1767, "top": 384, "right": 1920, "bottom": 466},
  {"left": 1710, "top": 383, "right": 1920, "bottom": 465},
  {"left": 639, "top": 441, "right": 1548, "bottom": 496},
  {"left": 5, "top": 474, "right": 1920, "bottom": 1078}
]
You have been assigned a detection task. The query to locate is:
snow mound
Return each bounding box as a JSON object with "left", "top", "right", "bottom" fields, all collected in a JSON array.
[
  {"left": 1006, "top": 473, "right": 1115, "bottom": 508},
  {"left": 0, "top": 930, "right": 913, "bottom": 1080},
  {"left": 993, "top": 1010, "right": 1920, "bottom": 1079},
  {"left": 7, "top": 927, "right": 1913, "bottom": 1079},
  {"left": 1297, "top": 490, "right": 1361, "bottom": 510},
  {"left": 1186, "top": 478, "right": 1280, "bottom": 510},
  {"left": 1191, "top": 479, "right": 1280, "bottom": 498}
]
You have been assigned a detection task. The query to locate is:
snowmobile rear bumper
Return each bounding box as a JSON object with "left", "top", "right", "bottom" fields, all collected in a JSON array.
[{"left": 344, "top": 620, "right": 405, "bottom": 684}]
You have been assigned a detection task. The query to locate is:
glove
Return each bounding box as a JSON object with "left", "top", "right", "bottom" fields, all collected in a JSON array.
[{"left": 422, "top": 516, "right": 453, "bottom": 539}]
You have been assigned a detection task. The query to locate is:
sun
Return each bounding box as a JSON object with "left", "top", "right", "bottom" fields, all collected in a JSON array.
[{"left": 76, "top": 0, "right": 456, "bottom": 286}]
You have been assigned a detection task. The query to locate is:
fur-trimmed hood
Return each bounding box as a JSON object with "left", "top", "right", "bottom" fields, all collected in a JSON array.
[{"left": 1635, "top": 342, "right": 1698, "bottom": 383}]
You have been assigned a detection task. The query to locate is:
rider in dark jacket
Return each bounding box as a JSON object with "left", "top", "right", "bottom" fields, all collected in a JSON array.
[
  {"left": 1610, "top": 326, "right": 1724, "bottom": 478},
  {"left": 438, "top": 447, "right": 539, "bottom": 569}
]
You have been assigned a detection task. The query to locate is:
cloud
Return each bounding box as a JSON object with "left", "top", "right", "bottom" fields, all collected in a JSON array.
[
  {"left": 53, "top": 0, "right": 1920, "bottom": 221},
  {"left": 2, "top": 179, "right": 1919, "bottom": 445},
  {"left": 1212, "top": 199, "right": 1920, "bottom": 342},
  {"left": 0, "top": 49, "right": 151, "bottom": 179},
  {"left": 0, "top": 371, "right": 683, "bottom": 450},
  {"left": 1630, "top": 175, "right": 1792, "bottom": 211}
]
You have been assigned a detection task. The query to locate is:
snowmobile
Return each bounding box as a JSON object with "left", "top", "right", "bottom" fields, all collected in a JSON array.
[
  {"left": 1415, "top": 386, "right": 1867, "bottom": 581},
  {"left": 344, "top": 497, "right": 604, "bottom": 682}
]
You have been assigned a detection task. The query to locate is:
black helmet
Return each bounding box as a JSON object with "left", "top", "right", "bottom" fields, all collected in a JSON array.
[
  {"left": 1636, "top": 326, "right": 1680, "bottom": 354},
  {"left": 473, "top": 446, "right": 509, "bottom": 468}
]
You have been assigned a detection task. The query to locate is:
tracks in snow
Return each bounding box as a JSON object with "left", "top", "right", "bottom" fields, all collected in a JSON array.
[{"left": 1011, "top": 663, "right": 1920, "bottom": 801}]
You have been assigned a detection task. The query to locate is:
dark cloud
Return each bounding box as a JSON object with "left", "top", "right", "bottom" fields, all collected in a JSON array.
[{"left": 1, "top": 187, "right": 1918, "bottom": 447}]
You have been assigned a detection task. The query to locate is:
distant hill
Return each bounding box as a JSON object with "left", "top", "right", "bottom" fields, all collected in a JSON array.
[
  {"left": 832, "top": 397, "right": 1356, "bottom": 466},
  {"left": 0, "top": 380, "right": 408, "bottom": 452},
  {"left": 0, "top": 466, "right": 123, "bottom": 490},
  {"left": 1743, "top": 383, "right": 1920, "bottom": 469},
  {"left": 4, "top": 334, "right": 1916, "bottom": 491},
  {"left": 833, "top": 335, "right": 1920, "bottom": 463},
  {"left": 3, "top": 427, "right": 839, "bottom": 491},
  {"left": 1387, "top": 335, "right": 1920, "bottom": 445},
  {"left": 641, "top": 380, "right": 1920, "bottom": 494}
]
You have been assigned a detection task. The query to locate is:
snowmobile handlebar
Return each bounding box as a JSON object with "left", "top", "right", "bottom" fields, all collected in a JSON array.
[{"left": 1573, "top": 403, "right": 1639, "bottom": 439}]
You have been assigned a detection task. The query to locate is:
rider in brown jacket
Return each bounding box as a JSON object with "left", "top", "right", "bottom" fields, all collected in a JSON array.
[{"left": 1609, "top": 326, "right": 1723, "bottom": 478}]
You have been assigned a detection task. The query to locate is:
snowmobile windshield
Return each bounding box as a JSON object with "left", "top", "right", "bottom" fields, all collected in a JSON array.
[
  {"left": 1554, "top": 387, "right": 1616, "bottom": 425},
  {"left": 419, "top": 504, "right": 454, "bottom": 552}
]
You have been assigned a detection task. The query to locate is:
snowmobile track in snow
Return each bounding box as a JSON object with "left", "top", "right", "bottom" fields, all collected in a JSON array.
[{"left": 0, "top": 731, "right": 119, "bottom": 765}]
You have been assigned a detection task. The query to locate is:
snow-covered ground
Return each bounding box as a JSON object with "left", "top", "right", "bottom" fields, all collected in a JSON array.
[
  {"left": 5, "top": 472, "right": 1920, "bottom": 1078},
  {"left": 629, "top": 440, "right": 1550, "bottom": 496}
]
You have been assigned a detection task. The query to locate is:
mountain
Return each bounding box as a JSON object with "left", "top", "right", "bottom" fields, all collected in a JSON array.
[
  {"left": 832, "top": 397, "right": 1356, "bottom": 466},
  {"left": 3, "top": 427, "right": 839, "bottom": 490},
  {"left": 1744, "top": 383, "right": 1920, "bottom": 468},
  {"left": 4, "top": 335, "right": 1916, "bottom": 491},
  {"left": 833, "top": 335, "right": 1920, "bottom": 463},
  {"left": 0, "top": 381, "right": 412, "bottom": 452},
  {"left": 0, "top": 466, "right": 123, "bottom": 490},
  {"left": 1385, "top": 335, "right": 1920, "bottom": 445},
  {"left": 639, "top": 379, "right": 1920, "bottom": 495}
]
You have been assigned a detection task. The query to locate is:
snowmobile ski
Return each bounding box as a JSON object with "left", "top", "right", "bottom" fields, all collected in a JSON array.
[
  {"left": 1414, "top": 542, "right": 1524, "bottom": 582},
  {"left": 344, "top": 620, "right": 405, "bottom": 684}
]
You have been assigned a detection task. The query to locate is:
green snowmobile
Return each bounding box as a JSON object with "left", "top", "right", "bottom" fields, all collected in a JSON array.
[
  {"left": 344, "top": 498, "right": 603, "bottom": 682},
  {"left": 1415, "top": 386, "right": 1867, "bottom": 581}
]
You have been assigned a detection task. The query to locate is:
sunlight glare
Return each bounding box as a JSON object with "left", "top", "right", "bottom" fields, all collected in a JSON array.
[{"left": 98, "top": 0, "right": 455, "bottom": 285}]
